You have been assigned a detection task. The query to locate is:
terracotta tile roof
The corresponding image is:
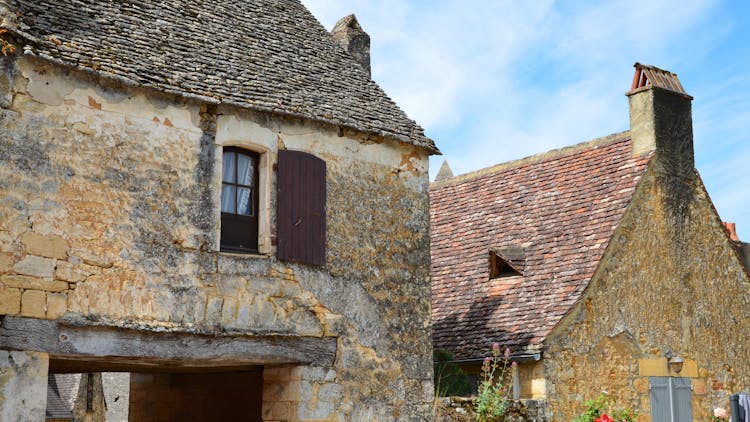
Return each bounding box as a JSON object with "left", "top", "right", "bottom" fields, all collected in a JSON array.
[
  {"left": 0, "top": 0, "right": 437, "bottom": 153},
  {"left": 430, "top": 134, "right": 652, "bottom": 359}
]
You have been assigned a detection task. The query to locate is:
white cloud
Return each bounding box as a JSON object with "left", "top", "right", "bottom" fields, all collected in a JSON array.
[{"left": 303, "top": 0, "right": 750, "bottom": 238}]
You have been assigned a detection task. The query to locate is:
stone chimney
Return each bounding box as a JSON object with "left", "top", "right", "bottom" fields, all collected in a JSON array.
[
  {"left": 331, "top": 14, "right": 371, "bottom": 77},
  {"left": 627, "top": 63, "right": 694, "bottom": 179}
]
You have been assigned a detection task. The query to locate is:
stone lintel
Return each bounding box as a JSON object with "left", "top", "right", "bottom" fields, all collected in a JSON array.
[
  {"left": 638, "top": 357, "right": 699, "bottom": 378},
  {"left": 0, "top": 316, "right": 336, "bottom": 371}
]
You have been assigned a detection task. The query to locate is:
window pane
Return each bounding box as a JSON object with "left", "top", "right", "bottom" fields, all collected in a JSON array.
[
  {"left": 237, "top": 153, "right": 254, "bottom": 186},
  {"left": 222, "top": 152, "right": 236, "bottom": 183},
  {"left": 237, "top": 187, "right": 252, "bottom": 215},
  {"left": 221, "top": 184, "right": 236, "bottom": 213}
]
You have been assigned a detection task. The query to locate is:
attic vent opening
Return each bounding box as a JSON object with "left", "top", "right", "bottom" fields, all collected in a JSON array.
[{"left": 489, "top": 247, "right": 525, "bottom": 279}]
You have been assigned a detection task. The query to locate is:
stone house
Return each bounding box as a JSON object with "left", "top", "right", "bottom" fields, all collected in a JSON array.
[
  {"left": 0, "top": 1, "right": 439, "bottom": 421},
  {"left": 431, "top": 64, "right": 750, "bottom": 421}
]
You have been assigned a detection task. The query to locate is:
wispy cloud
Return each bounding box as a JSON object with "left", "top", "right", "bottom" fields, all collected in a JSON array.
[{"left": 302, "top": 0, "right": 750, "bottom": 238}]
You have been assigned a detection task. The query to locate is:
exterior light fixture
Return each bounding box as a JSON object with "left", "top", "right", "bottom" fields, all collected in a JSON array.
[{"left": 664, "top": 350, "right": 684, "bottom": 373}]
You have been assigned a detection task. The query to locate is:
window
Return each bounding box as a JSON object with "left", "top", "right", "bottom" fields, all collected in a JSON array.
[{"left": 221, "top": 147, "right": 260, "bottom": 253}]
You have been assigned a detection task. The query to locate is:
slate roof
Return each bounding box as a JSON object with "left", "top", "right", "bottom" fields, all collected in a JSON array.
[
  {"left": 0, "top": 0, "right": 438, "bottom": 153},
  {"left": 430, "top": 134, "right": 652, "bottom": 359}
]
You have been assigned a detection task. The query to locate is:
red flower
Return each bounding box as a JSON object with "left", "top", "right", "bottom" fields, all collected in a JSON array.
[{"left": 595, "top": 414, "right": 614, "bottom": 422}]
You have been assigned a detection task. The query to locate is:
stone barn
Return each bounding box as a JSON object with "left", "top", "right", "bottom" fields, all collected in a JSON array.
[
  {"left": 430, "top": 63, "right": 750, "bottom": 421},
  {"left": 0, "top": 1, "right": 439, "bottom": 421}
]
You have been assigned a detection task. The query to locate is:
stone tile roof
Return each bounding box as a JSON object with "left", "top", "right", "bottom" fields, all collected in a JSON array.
[
  {"left": 430, "top": 134, "right": 652, "bottom": 359},
  {"left": 0, "top": 0, "right": 438, "bottom": 153}
]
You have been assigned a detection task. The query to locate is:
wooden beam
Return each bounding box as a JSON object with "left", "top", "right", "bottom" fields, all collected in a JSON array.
[{"left": 0, "top": 316, "right": 336, "bottom": 370}]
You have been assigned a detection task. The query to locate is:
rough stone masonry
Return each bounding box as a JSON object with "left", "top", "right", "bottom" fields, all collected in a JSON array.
[{"left": 0, "top": 18, "right": 436, "bottom": 422}]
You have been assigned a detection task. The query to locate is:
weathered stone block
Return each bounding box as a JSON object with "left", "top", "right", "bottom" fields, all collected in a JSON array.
[
  {"left": 46, "top": 292, "right": 68, "bottom": 319},
  {"left": 318, "top": 383, "right": 343, "bottom": 402},
  {"left": 20, "top": 232, "right": 69, "bottom": 259},
  {"left": 21, "top": 289, "right": 46, "bottom": 318},
  {"left": 0, "top": 252, "right": 14, "bottom": 273},
  {"left": 13, "top": 255, "right": 56, "bottom": 278},
  {"left": 693, "top": 378, "right": 707, "bottom": 395},
  {"left": 298, "top": 400, "right": 334, "bottom": 420},
  {"left": 220, "top": 297, "right": 237, "bottom": 324},
  {"left": 264, "top": 367, "right": 292, "bottom": 382},
  {"left": 323, "top": 313, "right": 345, "bottom": 337},
  {"left": 274, "top": 381, "right": 301, "bottom": 402},
  {"left": 1, "top": 275, "right": 68, "bottom": 292},
  {"left": 0, "top": 351, "right": 49, "bottom": 422},
  {"left": 0, "top": 286, "right": 22, "bottom": 314},
  {"left": 54, "top": 260, "right": 87, "bottom": 282},
  {"left": 299, "top": 366, "right": 334, "bottom": 382},
  {"left": 262, "top": 401, "right": 290, "bottom": 421},
  {"left": 73, "top": 249, "right": 114, "bottom": 269},
  {"left": 205, "top": 296, "right": 223, "bottom": 324}
]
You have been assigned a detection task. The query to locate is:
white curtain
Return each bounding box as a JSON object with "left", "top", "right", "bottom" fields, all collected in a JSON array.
[
  {"left": 237, "top": 154, "right": 253, "bottom": 186},
  {"left": 221, "top": 185, "right": 235, "bottom": 213},
  {"left": 237, "top": 187, "right": 252, "bottom": 215},
  {"left": 222, "top": 152, "right": 236, "bottom": 183}
]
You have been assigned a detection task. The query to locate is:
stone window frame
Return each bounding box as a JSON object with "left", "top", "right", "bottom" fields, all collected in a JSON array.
[
  {"left": 213, "top": 139, "right": 274, "bottom": 256},
  {"left": 220, "top": 147, "right": 261, "bottom": 253}
]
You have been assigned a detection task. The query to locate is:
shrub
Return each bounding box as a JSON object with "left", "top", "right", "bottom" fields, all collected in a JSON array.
[
  {"left": 475, "top": 343, "right": 515, "bottom": 422},
  {"left": 434, "top": 350, "right": 473, "bottom": 397},
  {"left": 572, "top": 393, "right": 637, "bottom": 422}
]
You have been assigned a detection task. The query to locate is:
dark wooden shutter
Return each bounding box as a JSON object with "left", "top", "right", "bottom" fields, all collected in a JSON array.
[
  {"left": 650, "top": 377, "right": 671, "bottom": 422},
  {"left": 276, "top": 150, "right": 326, "bottom": 265}
]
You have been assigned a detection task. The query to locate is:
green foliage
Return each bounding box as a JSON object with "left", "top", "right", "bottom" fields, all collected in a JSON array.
[
  {"left": 475, "top": 344, "right": 514, "bottom": 422},
  {"left": 572, "top": 393, "right": 637, "bottom": 422},
  {"left": 434, "top": 350, "right": 473, "bottom": 397}
]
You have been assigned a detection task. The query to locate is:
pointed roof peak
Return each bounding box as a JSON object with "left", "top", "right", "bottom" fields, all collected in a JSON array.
[
  {"left": 332, "top": 14, "right": 362, "bottom": 33},
  {"left": 435, "top": 159, "right": 454, "bottom": 182}
]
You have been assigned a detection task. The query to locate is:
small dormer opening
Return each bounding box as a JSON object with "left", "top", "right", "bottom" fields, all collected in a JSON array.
[{"left": 489, "top": 247, "right": 525, "bottom": 279}]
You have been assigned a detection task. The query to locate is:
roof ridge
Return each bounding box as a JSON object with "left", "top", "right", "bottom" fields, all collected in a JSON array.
[{"left": 431, "top": 130, "right": 630, "bottom": 187}]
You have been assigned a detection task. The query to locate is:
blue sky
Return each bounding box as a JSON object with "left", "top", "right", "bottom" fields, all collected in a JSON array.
[{"left": 302, "top": 0, "right": 750, "bottom": 240}]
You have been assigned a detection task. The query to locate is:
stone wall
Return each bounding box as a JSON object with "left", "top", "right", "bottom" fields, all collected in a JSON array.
[
  {"left": 0, "top": 55, "right": 433, "bottom": 420},
  {"left": 435, "top": 397, "right": 548, "bottom": 422},
  {"left": 543, "top": 163, "right": 750, "bottom": 421},
  {"left": 0, "top": 351, "right": 48, "bottom": 421}
]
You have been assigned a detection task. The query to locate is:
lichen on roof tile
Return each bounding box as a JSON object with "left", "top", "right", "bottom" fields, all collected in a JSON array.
[{"left": 1, "top": 0, "right": 438, "bottom": 153}]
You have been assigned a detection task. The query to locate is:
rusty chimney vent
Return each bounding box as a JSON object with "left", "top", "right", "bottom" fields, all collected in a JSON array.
[
  {"left": 331, "top": 14, "right": 371, "bottom": 77},
  {"left": 724, "top": 222, "right": 740, "bottom": 242},
  {"left": 630, "top": 63, "right": 688, "bottom": 96}
]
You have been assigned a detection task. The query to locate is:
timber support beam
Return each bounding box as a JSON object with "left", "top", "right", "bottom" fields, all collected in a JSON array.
[{"left": 0, "top": 316, "right": 337, "bottom": 373}]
